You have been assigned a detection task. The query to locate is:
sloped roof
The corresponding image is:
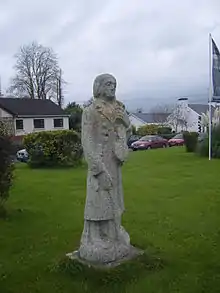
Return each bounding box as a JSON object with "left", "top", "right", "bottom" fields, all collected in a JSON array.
[
  {"left": 188, "top": 104, "right": 214, "bottom": 115},
  {"left": 0, "top": 97, "right": 67, "bottom": 117},
  {"left": 131, "top": 112, "right": 170, "bottom": 123}
]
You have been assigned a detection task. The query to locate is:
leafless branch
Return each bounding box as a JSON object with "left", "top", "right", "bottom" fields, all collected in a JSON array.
[{"left": 8, "top": 41, "right": 65, "bottom": 105}]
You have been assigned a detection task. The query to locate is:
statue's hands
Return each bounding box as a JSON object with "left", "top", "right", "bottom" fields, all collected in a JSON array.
[{"left": 97, "top": 171, "right": 113, "bottom": 191}]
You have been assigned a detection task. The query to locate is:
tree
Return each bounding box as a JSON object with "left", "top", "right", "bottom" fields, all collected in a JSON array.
[
  {"left": 167, "top": 104, "right": 191, "bottom": 132},
  {"left": 201, "top": 107, "right": 220, "bottom": 131},
  {"left": 150, "top": 104, "right": 171, "bottom": 125},
  {"left": 8, "top": 41, "right": 65, "bottom": 106},
  {"left": 64, "top": 102, "right": 83, "bottom": 132}
]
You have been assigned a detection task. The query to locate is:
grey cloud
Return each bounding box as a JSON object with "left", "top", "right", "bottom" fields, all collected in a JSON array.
[{"left": 0, "top": 0, "right": 220, "bottom": 110}]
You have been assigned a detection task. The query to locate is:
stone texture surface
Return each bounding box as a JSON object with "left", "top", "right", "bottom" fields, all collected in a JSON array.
[
  {"left": 74, "top": 73, "right": 135, "bottom": 265},
  {"left": 67, "top": 246, "right": 144, "bottom": 269}
]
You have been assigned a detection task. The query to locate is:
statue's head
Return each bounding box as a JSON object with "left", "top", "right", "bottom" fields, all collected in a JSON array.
[{"left": 93, "top": 73, "right": 116, "bottom": 101}]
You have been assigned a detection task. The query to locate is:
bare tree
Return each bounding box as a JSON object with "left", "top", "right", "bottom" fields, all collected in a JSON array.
[
  {"left": 167, "top": 104, "right": 191, "bottom": 132},
  {"left": 150, "top": 104, "right": 172, "bottom": 125},
  {"left": 8, "top": 41, "right": 65, "bottom": 104}
]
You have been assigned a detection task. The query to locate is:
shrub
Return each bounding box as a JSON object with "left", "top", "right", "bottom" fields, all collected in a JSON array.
[
  {"left": 23, "top": 130, "right": 83, "bottom": 168},
  {"left": 157, "top": 127, "right": 172, "bottom": 135},
  {"left": 131, "top": 125, "right": 137, "bottom": 135},
  {"left": 137, "top": 124, "right": 159, "bottom": 136},
  {"left": 183, "top": 131, "right": 198, "bottom": 153},
  {"left": 160, "top": 133, "right": 176, "bottom": 140},
  {"left": 0, "top": 121, "right": 14, "bottom": 217},
  {"left": 198, "top": 124, "right": 220, "bottom": 158}
]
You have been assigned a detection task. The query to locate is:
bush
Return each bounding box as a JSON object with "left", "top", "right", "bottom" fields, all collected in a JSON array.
[
  {"left": 131, "top": 125, "right": 137, "bottom": 135},
  {"left": 23, "top": 130, "right": 83, "bottom": 168},
  {"left": 157, "top": 127, "right": 172, "bottom": 135},
  {"left": 0, "top": 121, "right": 14, "bottom": 217},
  {"left": 198, "top": 124, "right": 220, "bottom": 158},
  {"left": 183, "top": 131, "right": 198, "bottom": 153},
  {"left": 160, "top": 133, "right": 176, "bottom": 140},
  {"left": 137, "top": 124, "right": 159, "bottom": 136}
]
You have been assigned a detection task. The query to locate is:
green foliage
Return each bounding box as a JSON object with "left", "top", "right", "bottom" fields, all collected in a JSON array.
[
  {"left": 64, "top": 102, "right": 83, "bottom": 132},
  {"left": 0, "top": 121, "right": 14, "bottom": 216},
  {"left": 157, "top": 126, "right": 172, "bottom": 135},
  {"left": 137, "top": 124, "right": 159, "bottom": 136},
  {"left": 23, "top": 130, "right": 82, "bottom": 168},
  {"left": 183, "top": 131, "right": 198, "bottom": 153},
  {"left": 131, "top": 125, "right": 137, "bottom": 135},
  {"left": 198, "top": 124, "right": 220, "bottom": 158}
]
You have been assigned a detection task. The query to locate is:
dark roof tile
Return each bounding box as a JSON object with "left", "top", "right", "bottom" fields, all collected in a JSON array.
[
  {"left": 131, "top": 112, "right": 170, "bottom": 123},
  {"left": 188, "top": 104, "right": 215, "bottom": 115},
  {"left": 0, "top": 97, "right": 67, "bottom": 116}
]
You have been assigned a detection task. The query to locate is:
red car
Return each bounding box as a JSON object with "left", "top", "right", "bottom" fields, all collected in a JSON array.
[
  {"left": 131, "top": 135, "right": 168, "bottom": 151},
  {"left": 168, "top": 133, "right": 184, "bottom": 147}
]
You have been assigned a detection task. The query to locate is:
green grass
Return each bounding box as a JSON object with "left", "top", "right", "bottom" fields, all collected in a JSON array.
[{"left": 1, "top": 147, "right": 220, "bottom": 293}]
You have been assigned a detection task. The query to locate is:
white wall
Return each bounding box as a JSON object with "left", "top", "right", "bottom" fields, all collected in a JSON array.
[
  {"left": 167, "top": 102, "right": 199, "bottom": 132},
  {"left": 0, "top": 108, "right": 13, "bottom": 118},
  {"left": 129, "top": 114, "right": 146, "bottom": 129},
  {"left": 14, "top": 116, "right": 69, "bottom": 136},
  {"left": 185, "top": 108, "right": 199, "bottom": 132}
]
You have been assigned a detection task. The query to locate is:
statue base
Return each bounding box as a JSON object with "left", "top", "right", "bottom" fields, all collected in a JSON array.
[{"left": 66, "top": 246, "right": 144, "bottom": 269}]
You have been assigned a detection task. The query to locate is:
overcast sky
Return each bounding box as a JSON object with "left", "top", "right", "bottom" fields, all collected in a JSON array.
[{"left": 0, "top": 0, "right": 220, "bottom": 110}]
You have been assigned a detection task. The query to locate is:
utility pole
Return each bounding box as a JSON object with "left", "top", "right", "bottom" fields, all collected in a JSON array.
[{"left": 57, "top": 69, "right": 63, "bottom": 107}]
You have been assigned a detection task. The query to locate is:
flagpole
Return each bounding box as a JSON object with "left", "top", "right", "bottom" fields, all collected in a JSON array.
[{"left": 208, "top": 33, "right": 213, "bottom": 160}]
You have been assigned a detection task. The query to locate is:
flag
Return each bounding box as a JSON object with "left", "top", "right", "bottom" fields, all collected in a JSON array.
[{"left": 212, "top": 38, "right": 220, "bottom": 102}]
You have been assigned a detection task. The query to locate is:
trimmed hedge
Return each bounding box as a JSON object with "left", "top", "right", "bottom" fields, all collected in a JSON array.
[
  {"left": 0, "top": 121, "right": 14, "bottom": 217},
  {"left": 137, "top": 124, "right": 159, "bottom": 136},
  {"left": 183, "top": 131, "right": 198, "bottom": 153},
  {"left": 198, "top": 125, "right": 220, "bottom": 158},
  {"left": 23, "top": 130, "right": 82, "bottom": 168}
]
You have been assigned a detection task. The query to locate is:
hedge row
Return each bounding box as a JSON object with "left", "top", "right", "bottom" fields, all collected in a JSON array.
[
  {"left": 0, "top": 121, "right": 14, "bottom": 217},
  {"left": 23, "top": 130, "right": 83, "bottom": 168}
]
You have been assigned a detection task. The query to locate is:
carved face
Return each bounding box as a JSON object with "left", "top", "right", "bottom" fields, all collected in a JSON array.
[
  {"left": 102, "top": 77, "right": 116, "bottom": 100},
  {"left": 93, "top": 74, "right": 117, "bottom": 101}
]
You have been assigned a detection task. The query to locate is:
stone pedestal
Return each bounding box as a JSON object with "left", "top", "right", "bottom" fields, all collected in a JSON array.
[{"left": 66, "top": 246, "right": 144, "bottom": 269}]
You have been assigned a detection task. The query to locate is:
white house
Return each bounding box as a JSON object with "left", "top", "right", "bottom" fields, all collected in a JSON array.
[
  {"left": 167, "top": 98, "right": 215, "bottom": 133},
  {"left": 0, "top": 97, "right": 69, "bottom": 137},
  {"left": 129, "top": 112, "right": 170, "bottom": 129},
  {"left": 129, "top": 98, "right": 216, "bottom": 133}
]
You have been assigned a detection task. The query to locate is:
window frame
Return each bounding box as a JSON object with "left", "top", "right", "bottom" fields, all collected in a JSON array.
[
  {"left": 33, "top": 118, "right": 45, "bottom": 129},
  {"left": 53, "top": 118, "right": 64, "bottom": 128},
  {"left": 15, "top": 119, "right": 24, "bottom": 130}
]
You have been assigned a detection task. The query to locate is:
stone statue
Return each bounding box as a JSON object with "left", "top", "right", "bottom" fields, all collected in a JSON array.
[{"left": 71, "top": 73, "right": 141, "bottom": 265}]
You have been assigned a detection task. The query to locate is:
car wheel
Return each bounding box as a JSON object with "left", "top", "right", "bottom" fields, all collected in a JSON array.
[
  {"left": 162, "top": 144, "right": 167, "bottom": 148},
  {"left": 146, "top": 146, "right": 151, "bottom": 150}
]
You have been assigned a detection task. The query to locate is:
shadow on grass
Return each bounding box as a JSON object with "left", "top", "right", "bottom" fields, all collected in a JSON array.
[{"left": 52, "top": 251, "right": 165, "bottom": 291}]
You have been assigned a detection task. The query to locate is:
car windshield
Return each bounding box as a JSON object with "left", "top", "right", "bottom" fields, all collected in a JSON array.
[
  {"left": 139, "top": 135, "right": 156, "bottom": 141},
  {"left": 173, "top": 133, "right": 183, "bottom": 139}
]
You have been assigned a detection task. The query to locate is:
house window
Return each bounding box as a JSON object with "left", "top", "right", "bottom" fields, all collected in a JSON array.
[
  {"left": 33, "top": 119, "right": 44, "bottom": 129},
  {"left": 16, "top": 119, "right": 23, "bottom": 130},
  {"left": 53, "top": 118, "right": 63, "bottom": 128}
]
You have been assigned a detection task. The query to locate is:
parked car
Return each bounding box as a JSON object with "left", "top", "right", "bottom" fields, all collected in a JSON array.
[
  {"left": 168, "top": 133, "right": 184, "bottom": 147},
  {"left": 131, "top": 135, "right": 168, "bottom": 151},
  {"left": 127, "top": 135, "right": 142, "bottom": 148},
  {"left": 16, "top": 149, "right": 29, "bottom": 162}
]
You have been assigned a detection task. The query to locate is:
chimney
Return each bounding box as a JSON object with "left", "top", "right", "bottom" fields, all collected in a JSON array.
[{"left": 177, "top": 97, "right": 188, "bottom": 109}]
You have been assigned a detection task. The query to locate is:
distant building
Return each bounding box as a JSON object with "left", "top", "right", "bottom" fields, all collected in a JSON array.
[
  {"left": 167, "top": 98, "right": 215, "bottom": 133},
  {"left": 129, "top": 112, "right": 170, "bottom": 129},
  {"left": 0, "top": 97, "right": 69, "bottom": 138},
  {"left": 129, "top": 98, "right": 216, "bottom": 133}
]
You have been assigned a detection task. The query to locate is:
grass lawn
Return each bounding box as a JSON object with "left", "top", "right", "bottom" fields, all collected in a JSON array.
[{"left": 1, "top": 147, "right": 220, "bottom": 293}]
